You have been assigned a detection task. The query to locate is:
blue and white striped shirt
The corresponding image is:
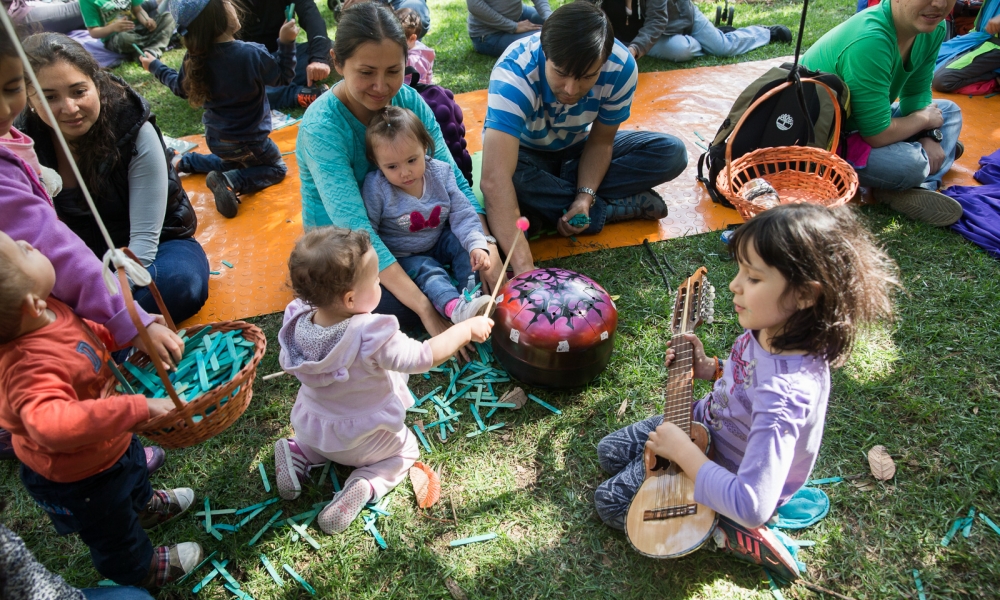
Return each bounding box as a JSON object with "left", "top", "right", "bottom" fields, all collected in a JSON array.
[{"left": 484, "top": 34, "right": 637, "bottom": 152}]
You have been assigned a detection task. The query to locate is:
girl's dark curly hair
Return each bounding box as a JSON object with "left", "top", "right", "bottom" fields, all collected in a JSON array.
[
  {"left": 288, "top": 226, "right": 373, "bottom": 308},
  {"left": 729, "top": 203, "right": 900, "bottom": 367},
  {"left": 180, "top": 0, "right": 237, "bottom": 107},
  {"left": 21, "top": 32, "right": 127, "bottom": 196}
]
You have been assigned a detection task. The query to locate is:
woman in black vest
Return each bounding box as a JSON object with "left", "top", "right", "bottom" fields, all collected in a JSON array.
[{"left": 20, "top": 33, "right": 209, "bottom": 324}]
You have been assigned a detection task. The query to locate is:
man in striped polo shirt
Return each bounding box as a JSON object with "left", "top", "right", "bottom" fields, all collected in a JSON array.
[{"left": 480, "top": 0, "right": 687, "bottom": 277}]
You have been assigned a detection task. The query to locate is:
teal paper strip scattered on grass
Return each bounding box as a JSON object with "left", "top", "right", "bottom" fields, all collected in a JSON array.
[
  {"left": 527, "top": 394, "right": 561, "bottom": 414},
  {"left": 450, "top": 532, "right": 497, "bottom": 546},
  {"left": 235, "top": 497, "right": 279, "bottom": 515},
  {"left": 222, "top": 260, "right": 234, "bottom": 268},
  {"left": 210, "top": 560, "right": 240, "bottom": 589},
  {"left": 912, "top": 569, "right": 927, "bottom": 600},
  {"left": 980, "top": 512, "right": 1000, "bottom": 537},
  {"left": 236, "top": 506, "right": 266, "bottom": 528},
  {"left": 248, "top": 510, "right": 283, "bottom": 546},
  {"left": 282, "top": 564, "right": 316, "bottom": 595},
  {"left": 806, "top": 476, "right": 843, "bottom": 485},
  {"left": 223, "top": 583, "right": 254, "bottom": 600},
  {"left": 765, "top": 570, "right": 785, "bottom": 600},
  {"left": 258, "top": 462, "right": 271, "bottom": 492},
  {"left": 413, "top": 424, "right": 433, "bottom": 453},
  {"left": 192, "top": 559, "right": 228, "bottom": 593},
  {"left": 942, "top": 518, "right": 964, "bottom": 546},
  {"left": 260, "top": 554, "right": 284, "bottom": 587},
  {"left": 203, "top": 497, "right": 212, "bottom": 534}
]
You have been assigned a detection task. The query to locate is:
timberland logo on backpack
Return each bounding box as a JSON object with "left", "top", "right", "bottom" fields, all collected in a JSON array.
[{"left": 775, "top": 114, "right": 794, "bottom": 131}]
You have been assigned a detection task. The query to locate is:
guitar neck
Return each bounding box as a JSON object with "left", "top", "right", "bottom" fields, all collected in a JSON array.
[{"left": 664, "top": 333, "right": 693, "bottom": 435}]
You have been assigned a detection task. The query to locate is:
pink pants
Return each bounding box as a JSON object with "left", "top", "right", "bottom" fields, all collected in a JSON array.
[{"left": 293, "top": 427, "right": 419, "bottom": 500}]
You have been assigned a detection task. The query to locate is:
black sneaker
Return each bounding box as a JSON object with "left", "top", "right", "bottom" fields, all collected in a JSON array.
[
  {"left": 206, "top": 171, "right": 239, "bottom": 218},
  {"left": 297, "top": 83, "right": 330, "bottom": 108},
  {"left": 767, "top": 25, "right": 793, "bottom": 43},
  {"left": 715, "top": 516, "right": 800, "bottom": 582},
  {"left": 606, "top": 189, "right": 667, "bottom": 223},
  {"left": 955, "top": 140, "right": 964, "bottom": 160}
]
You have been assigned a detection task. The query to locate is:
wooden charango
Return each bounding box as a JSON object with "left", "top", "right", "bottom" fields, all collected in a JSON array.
[{"left": 625, "top": 267, "right": 718, "bottom": 558}]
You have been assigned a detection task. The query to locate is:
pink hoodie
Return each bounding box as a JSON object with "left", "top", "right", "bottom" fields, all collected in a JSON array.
[
  {"left": 0, "top": 145, "right": 153, "bottom": 345},
  {"left": 278, "top": 299, "right": 433, "bottom": 454}
]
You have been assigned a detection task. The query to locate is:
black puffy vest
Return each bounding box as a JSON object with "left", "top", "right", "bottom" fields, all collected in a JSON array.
[{"left": 20, "top": 76, "right": 196, "bottom": 259}]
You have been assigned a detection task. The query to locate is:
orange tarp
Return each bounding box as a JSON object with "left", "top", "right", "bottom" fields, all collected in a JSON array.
[{"left": 181, "top": 57, "right": 999, "bottom": 326}]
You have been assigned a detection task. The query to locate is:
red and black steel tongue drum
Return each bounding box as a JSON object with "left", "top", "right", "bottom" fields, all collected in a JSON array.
[{"left": 491, "top": 268, "right": 618, "bottom": 388}]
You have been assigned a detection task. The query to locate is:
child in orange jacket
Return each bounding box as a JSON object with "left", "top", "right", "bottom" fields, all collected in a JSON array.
[{"left": 0, "top": 230, "right": 202, "bottom": 588}]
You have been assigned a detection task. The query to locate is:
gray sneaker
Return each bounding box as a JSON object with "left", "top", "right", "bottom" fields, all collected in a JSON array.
[
  {"left": 606, "top": 189, "right": 667, "bottom": 223},
  {"left": 876, "top": 187, "right": 963, "bottom": 226}
]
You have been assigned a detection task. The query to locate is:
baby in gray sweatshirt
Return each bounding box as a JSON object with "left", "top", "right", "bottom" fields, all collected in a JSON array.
[{"left": 362, "top": 106, "right": 493, "bottom": 323}]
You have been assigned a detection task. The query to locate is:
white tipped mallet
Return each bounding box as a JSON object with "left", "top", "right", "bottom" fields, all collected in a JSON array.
[{"left": 485, "top": 216, "right": 530, "bottom": 314}]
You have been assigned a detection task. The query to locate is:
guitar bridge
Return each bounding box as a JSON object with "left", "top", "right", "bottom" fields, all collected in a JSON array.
[{"left": 643, "top": 504, "right": 698, "bottom": 521}]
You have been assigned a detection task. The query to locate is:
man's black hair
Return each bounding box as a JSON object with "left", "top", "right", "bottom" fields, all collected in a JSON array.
[{"left": 541, "top": 1, "right": 615, "bottom": 79}]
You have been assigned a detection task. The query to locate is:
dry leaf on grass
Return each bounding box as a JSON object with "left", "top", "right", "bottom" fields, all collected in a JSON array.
[
  {"left": 616, "top": 398, "right": 628, "bottom": 418},
  {"left": 445, "top": 578, "right": 468, "bottom": 600},
  {"left": 410, "top": 461, "right": 441, "bottom": 508},
  {"left": 500, "top": 387, "right": 528, "bottom": 409},
  {"left": 867, "top": 445, "right": 896, "bottom": 481}
]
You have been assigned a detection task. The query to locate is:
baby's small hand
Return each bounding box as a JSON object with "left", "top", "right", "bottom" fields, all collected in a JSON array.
[
  {"left": 466, "top": 316, "right": 494, "bottom": 343},
  {"left": 279, "top": 18, "right": 299, "bottom": 43},
  {"left": 470, "top": 248, "right": 491, "bottom": 272},
  {"left": 138, "top": 51, "right": 156, "bottom": 71}
]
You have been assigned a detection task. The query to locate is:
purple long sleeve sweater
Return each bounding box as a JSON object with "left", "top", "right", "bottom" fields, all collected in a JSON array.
[
  {"left": 0, "top": 146, "right": 153, "bottom": 345},
  {"left": 692, "top": 329, "right": 830, "bottom": 527}
]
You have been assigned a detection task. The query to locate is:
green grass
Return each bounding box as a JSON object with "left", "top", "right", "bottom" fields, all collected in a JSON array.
[{"left": 4, "top": 0, "right": 1000, "bottom": 598}]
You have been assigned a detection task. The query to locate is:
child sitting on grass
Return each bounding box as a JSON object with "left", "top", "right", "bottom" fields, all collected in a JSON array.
[
  {"left": 363, "top": 106, "right": 493, "bottom": 324},
  {"left": 594, "top": 204, "right": 899, "bottom": 580},
  {"left": 81, "top": 0, "right": 174, "bottom": 61},
  {"left": 274, "top": 226, "right": 493, "bottom": 534},
  {"left": 397, "top": 7, "right": 434, "bottom": 85},
  {"left": 141, "top": 0, "right": 297, "bottom": 218},
  {"left": 0, "top": 230, "right": 203, "bottom": 588}
]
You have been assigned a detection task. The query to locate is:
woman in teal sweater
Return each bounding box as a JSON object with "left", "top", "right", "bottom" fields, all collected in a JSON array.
[{"left": 297, "top": 2, "right": 501, "bottom": 337}]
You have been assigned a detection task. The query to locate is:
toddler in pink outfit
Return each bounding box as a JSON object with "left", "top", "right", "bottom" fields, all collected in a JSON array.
[
  {"left": 274, "top": 226, "right": 493, "bottom": 534},
  {"left": 397, "top": 7, "right": 434, "bottom": 85}
]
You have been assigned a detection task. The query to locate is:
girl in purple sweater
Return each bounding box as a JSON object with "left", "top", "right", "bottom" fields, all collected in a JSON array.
[{"left": 594, "top": 204, "right": 899, "bottom": 579}]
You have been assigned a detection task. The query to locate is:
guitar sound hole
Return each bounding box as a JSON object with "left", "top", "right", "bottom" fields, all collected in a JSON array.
[{"left": 651, "top": 455, "right": 672, "bottom": 472}]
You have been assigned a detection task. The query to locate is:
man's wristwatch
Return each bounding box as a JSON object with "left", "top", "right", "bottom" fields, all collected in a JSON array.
[
  {"left": 484, "top": 235, "right": 497, "bottom": 245},
  {"left": 915, "top": 128, "right": 943, "bottom": 143},
  {"left": 576, "top": 186, "right": 596, "bottom": 199}
]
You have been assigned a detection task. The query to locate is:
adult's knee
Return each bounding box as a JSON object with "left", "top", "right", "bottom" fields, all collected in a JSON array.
[
  {"left": 648, "top": 38, "right": 696, "bottom": 62},
  {"left": 932, "top": 68, "right": 963, "bottom": 93},
  {"left": 651, "top": 135, "right": 689, "bottom": 180}
]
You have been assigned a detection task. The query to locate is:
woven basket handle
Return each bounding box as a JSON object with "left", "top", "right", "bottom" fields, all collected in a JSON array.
[
  {"left": 724, "top": 78, "right": 843, "bottom": 197},
  {"left": 114, "top": 248, "right": 195, "bottom": 428}
]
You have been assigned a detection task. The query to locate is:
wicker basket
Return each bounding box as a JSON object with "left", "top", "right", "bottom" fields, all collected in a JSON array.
[
  {"left": 100, "top": 249, "right": 266, "bottom": 449},
  {"left": 717, "top": 78, "right": 859, "bottom": 221}
]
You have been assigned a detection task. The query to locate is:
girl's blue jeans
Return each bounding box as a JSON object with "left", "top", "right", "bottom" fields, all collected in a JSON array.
[
  {"left": 470, "top": 6, "right": 544, "bottom": 57},
  {"left": 178, "top": 137, "right": 287, "bottom": 196},
  {"left": 396, "top": 229, "right": 477, "bottom": 317}
]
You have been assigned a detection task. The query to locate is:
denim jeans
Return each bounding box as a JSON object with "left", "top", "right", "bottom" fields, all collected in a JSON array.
[
  {"left": 20, "top": 437, "right": 155, "bottom": 586},
  {"left": 470, "top": 6, "right": 544, "bottom": 57},
  {"left": 266, "top": 43, "right": 314, "bottom": 110},
  {"left": 132, "top": 237, "right": 210, "bottom": 324},
  {"left": 512, "top": 131, "right": 688, "bottom": 234},
  {"left": 178, "top": 137, "right": 287, "bottom": 195},
  {"left": 646, "top": 9, "right": 770, "bottom": 62},
  {"left": 81, "top": 588, "right": 155, "bottom": 599},
  {"left": 396, "top": 229, "right": 477, "bottom": 316},
  {"left": 856, "top": 99, "right": 963, "bottom": 191}
]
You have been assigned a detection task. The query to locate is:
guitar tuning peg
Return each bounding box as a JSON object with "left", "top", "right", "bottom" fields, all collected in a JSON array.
[{"left": 706, "top": 315, "right": 714, "bottom": 324}]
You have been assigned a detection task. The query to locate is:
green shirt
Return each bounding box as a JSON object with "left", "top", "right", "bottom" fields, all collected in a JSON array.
[
  {"left": 80, "top": 0, "right": 141, "bottom": 30},
  {"left": 802, "top": 0, "right": 946, "bottom": 137}
]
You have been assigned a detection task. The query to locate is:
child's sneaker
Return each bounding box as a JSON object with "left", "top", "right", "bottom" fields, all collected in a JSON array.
[
  {"left": 141, "top": 542, "right": 204, "bottom": 588},
  {"left": 450, "top": 294, "right": 493, "bottom": 324},
  {"left": 274, "top": 438, "right": 311, "bottom": 500},
  {"left": 139, "top": 488, "right": 195, "bottom": 529},
  {"left": 714, "top": 516, "right": 800, "bottom": 582},
  {"left": 144, "top": 446, "right": 166, "bottom": 474},
  {"left": 206, "top": 171, "right": 240, "bottom": 218},
  {"left": 317, "top": 477, "right": 373, "bottom": 534}
]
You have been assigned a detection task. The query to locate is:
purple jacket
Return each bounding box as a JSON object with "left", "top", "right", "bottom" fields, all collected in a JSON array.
[
  {"left": 0, "top": 146, "right": 153, "bottom": 345},
  {"left": 278, "top": 299, "right": 433, "bottom": 454},
  {"left": 692, "top": 329, "right": 830, "bottom": 527}
]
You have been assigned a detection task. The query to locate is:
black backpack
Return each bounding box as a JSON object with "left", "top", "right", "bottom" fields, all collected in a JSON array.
[{"left": 696, "top": 63, "right": 850, "bottom": 208}]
